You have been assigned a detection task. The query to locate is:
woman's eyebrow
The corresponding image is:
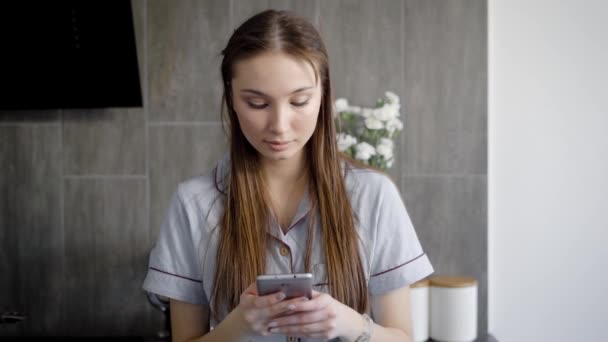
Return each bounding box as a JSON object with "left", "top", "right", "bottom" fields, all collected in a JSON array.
[{"left": 240, "top": 86, "right": 314, "bottom": 97}]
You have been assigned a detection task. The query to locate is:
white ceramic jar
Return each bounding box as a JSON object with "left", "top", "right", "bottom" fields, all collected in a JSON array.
[
  {"left": 430, "top": 276, "right": 478, "bottom": 342},
  {"left": 410, "top": 279, "right": 430, "bottom": 342}
]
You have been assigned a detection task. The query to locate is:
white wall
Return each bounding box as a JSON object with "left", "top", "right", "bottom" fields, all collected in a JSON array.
[{"left": 489, "top": 0, "right": 608, "bottom": 341}]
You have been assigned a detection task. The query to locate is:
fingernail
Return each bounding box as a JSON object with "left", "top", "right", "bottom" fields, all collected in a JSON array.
[
  {"left": 269, "top": 328, "right": 278, "bottom": 333},
  {"left": 276, "top": 293, "right": 286, "bottom": 300},
  {"left": 287, "top": 304, "right": 295, "bottom": 310},
  {"left": 268, "top": 321, "right": 278, "bottom": 327}
]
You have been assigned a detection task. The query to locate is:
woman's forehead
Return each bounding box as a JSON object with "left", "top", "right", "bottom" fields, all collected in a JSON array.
[{"left": 232, "top": 52, "right": 319, "bottom": 96}]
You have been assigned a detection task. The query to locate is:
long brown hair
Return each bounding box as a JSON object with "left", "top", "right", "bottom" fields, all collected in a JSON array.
[{"left": 211, "top": 9, "right": 367, "bottom": 320}]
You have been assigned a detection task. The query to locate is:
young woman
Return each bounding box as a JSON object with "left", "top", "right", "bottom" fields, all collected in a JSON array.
[{"left": 143, "top": 9, "right": 433, "bottom": 342}]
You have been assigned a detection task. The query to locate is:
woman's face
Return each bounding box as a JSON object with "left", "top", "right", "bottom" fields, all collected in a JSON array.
[{"left": 231, "top": 51, "right": 322, "bottom": 164}]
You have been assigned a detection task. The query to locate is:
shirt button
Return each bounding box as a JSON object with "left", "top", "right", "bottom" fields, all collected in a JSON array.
[
  {"left": 279, "top": 246, "right": 289, "bottom": 256},
  {"left": 287, "top": 336, "right": 296, "bottom": 342}
]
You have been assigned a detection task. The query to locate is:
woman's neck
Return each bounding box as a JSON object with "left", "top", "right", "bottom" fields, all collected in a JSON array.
[
  {"left": 261, "top": 151, "right": 309, "bottom": 231},
  {"left": 261, "top": 151, "right": 308, "bottom": 187}
]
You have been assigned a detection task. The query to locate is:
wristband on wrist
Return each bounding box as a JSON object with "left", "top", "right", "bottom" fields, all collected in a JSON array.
[{"left": 354, "top": 313, "right": 373, "bottom": 342}]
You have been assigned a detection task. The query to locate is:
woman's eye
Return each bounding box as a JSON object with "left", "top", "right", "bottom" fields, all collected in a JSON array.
[
  {"left": 247, "top": 102, "right": 268, "bottom": 109},
  {"left": 291, "top": 100, "right": 309, "bottom": 107}
]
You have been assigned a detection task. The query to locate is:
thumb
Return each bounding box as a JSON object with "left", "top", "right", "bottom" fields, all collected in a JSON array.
[
  {"left": 240, "top": 282, "right": 259, "bottom": 307},
  {"left": 311, "top": 289, "right": 323, "bottom": 298},
  {"left": 244, "top": 282, "right": 258, "bottom": 296}
]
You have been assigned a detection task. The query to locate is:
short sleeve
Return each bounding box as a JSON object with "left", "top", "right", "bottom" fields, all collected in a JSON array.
[
  {"left": 368, "top": 178, "right": 434, "bottom": 295},
  {"left": 142, "top": 187, "right": 208, "bottom": 305}
]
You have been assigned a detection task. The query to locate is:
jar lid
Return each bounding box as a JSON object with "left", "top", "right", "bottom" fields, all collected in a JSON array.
[
  {"left": 410, "top": 279, "right": 430, "bottom": 288},
  {"left": 429, "top": 276, "right": 477, "bottom": 288}
]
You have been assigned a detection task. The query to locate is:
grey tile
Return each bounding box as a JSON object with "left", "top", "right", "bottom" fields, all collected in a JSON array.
[
  {"left": 148, "top": 0, "right": 232, "bottom": 122},
  {"left": 132, "top": 1, "right": 155, "bottom": 327},
  {"left": 0, "top": 110, "right": 60, "bottom": 122},
  {"left": 319, "top": 0, "right": 403, "bottom": 106},
  {"left": 401, "top": 0, "right": 487, "bottom": 175},
  {"left": 149, "top": 124, "right": 228, "bottom": 240},
  {"left": 386, "top": 132, "right": 404, "bottom": 190},
  {"left": 63, "top": 178, "right": 151, "bottom": 335},
  {"left": 318, "top": 0, "right": 404, "bottom": 185},
  {"left": 62, "top": 108, "right": 146, "bottom": 175},
  {"left": 401, "top": 175, "right": 487, "bottom": 335},
  {"left": 0, "top": 125, "right": 62, "bottom": 334},
  {"left": 232, "top": 0, "right": 318, "bottom": 29},
  {"left": 284, "top": 0, "right": 318, "bottom": 27}
]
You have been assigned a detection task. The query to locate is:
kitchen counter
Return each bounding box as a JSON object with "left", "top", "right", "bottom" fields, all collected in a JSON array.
[
  {"left": 426, "top": 335, "right": 498, "bottom": 342},
  {"left": 474, "top": 334, "right": 499, "bottom": 342},
  {"left": 0, "top": 334, "right": 498, "bottom": 341},
  {"left": 144, "top": 335, "right": 500, "bottom": 342}
]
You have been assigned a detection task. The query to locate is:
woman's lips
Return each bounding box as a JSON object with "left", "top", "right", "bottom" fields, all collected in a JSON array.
[{"left": 265, "top": 140, "right": 291, "bottom": 151}]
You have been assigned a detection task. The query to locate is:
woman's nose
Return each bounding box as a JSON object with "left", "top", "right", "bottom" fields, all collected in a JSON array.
[{"left": 268, "top": 104, "right": 290, "bottom": 134}]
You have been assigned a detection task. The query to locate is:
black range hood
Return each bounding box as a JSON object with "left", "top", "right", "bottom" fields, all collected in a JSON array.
[{"left": 0, "top": 0, "right": 142, "bottom": 110}]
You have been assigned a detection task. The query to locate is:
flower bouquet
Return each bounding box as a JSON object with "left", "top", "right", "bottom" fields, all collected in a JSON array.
[{"left": 334, "top": 91, "right": 404, "bottom": 170}]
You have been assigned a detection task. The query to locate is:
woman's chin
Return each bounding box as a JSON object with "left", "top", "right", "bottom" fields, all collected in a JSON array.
[
  {"left": 259, "top": 147, "right": 302, "bottom": 162},
  {"left": 261, "top": 151, "right": 292, "bottom": 161}
]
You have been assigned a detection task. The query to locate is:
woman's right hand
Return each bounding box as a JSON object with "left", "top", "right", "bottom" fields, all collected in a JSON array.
[{"left": 235, "top": 282, "right": 309, "bottom": 337}]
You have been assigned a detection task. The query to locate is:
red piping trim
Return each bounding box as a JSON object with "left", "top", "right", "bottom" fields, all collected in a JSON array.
[
  {"left": 150, "top": 267, "right": 202, "bottom": 283},
  {"left": 284, "top": 213, "right": 308, "bottom": 234},
  {"left": 370, "top": 252, "right": 426, "bottom": 277}
]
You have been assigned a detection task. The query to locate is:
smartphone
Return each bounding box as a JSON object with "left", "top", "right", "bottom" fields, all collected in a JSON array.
[{"left": 256, "top": 273, "right": 313, "bottom": 299}]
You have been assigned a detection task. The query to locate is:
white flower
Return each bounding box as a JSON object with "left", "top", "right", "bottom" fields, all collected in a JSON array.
[
  {"left": 378, "top": 137, "right": 394, "bottom": 149},
  {"left": 364, "top": 116, "right": 383, "bottom": 130},
  {"left": 355, "top": 142, "right": 376, "bottom": 161},
  {"left": 347, "top": 105, "right": 361, "bottom": 114},
  {"left": 386, "top": 117, "right": 404, "bottom": 134},
  {"left": 335, "top": 98, "right": 349, "bottom": 113},
  {"left": 333, "top": 91, "right": 403, "bottom": 170},
  {"left": 372, "top": 104, "right": 400, "bottom": 121},
  {"left": 376, "top": 138, "right": 394, "bottom": 160},
  {"left": 389, "top": 103, "right": 401, "bottom": 116},
  {"left": 336, "top": 133, "right": 357, "bottom": 152},
  {"left": 361, "top": 108, "right": 374, "bottom": 118},
  {"left": 385, "top": 91, "right": 400, "bottom": 104}
]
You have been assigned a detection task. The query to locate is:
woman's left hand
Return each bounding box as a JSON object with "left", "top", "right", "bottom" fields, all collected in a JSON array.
[{"left": 266, "top": 290, "right": 363, "bottom": 340}]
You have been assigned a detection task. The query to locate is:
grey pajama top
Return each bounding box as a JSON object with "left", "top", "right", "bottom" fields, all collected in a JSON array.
[{"left": 143, "top": 155, "right": 434, "bottom": 341}]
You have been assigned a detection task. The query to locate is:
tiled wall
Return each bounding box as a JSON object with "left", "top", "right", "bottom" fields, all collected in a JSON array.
[{"left": 0, "top": 0, "right": 486, "bottom": 336}]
